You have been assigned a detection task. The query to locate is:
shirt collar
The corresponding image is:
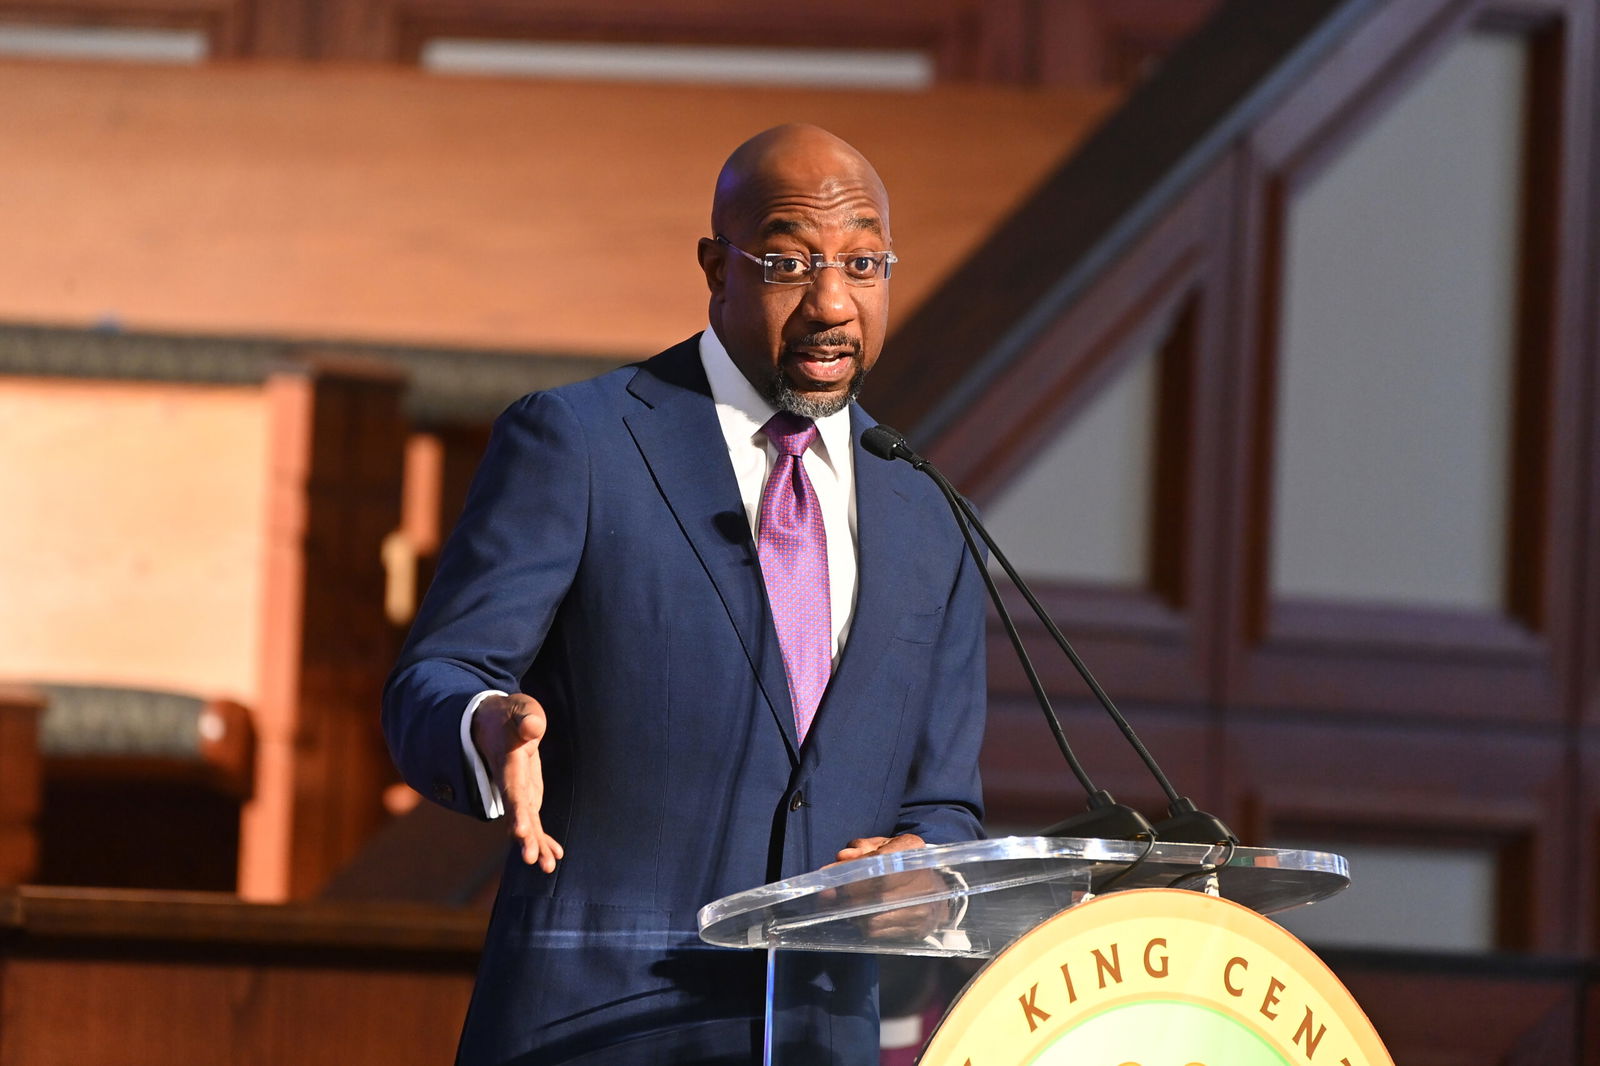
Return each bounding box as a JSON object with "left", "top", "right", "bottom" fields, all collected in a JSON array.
[{"left": 699, "top": 328, "right": 853, "bottom": 472}]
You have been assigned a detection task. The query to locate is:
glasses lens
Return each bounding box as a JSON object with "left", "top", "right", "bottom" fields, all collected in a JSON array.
[
  {"left": 763, "top": 254, "right": 813, "bottom": 284},
  {"left": 841, "top": 255, "right": 883, "bottom": 282}
]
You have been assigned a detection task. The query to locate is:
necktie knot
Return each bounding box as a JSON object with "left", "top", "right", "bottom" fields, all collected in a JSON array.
[{"left": 761, "top": 412, "right": 818, "bottom": 457}]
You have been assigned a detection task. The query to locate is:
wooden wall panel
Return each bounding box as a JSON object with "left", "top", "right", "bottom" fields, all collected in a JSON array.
[
  {"left": 0, "top": 0, "right": 1217, "bottom": 83},
  {"left": 1332, "top": 956, "right": 1588, "bottom": 1066},
  {"left": 1217, "top": 0, "right": 1593, "bottom": 726},
  {"left": 0, "top": 61, "right": 1109, "bottom": 358},
  {"left": 1034, "top": 0, "right": 1220, "bottom": 87},
  {"left": 981, "top": 697, "right": 1219, "bottom": 833},
  {"left": 1224, "top": 716, "right": 1571, "bottom": 952},
  {"left": 916, "top": 160, "right": 1240, "bottom": 713}
]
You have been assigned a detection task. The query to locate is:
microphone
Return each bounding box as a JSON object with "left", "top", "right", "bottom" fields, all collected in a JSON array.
[
  {"left": 862, "top": 425, "right": 921, "bottom": 465},
  {"left": 862, "top": 424, "right": 1235, "bottom": 845}
]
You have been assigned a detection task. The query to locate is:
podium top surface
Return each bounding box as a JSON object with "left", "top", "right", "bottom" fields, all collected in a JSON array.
[{"left": 698, "top": 835, "right": 1349, "bottom": 959}]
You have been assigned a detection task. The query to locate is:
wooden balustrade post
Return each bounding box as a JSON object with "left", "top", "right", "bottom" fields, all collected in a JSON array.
[
  {"left": 0, "top": 686, "right": 44, "bottom": 885},
  {"left": 241, "top": 355, "right": 408, "bottom": 901}
]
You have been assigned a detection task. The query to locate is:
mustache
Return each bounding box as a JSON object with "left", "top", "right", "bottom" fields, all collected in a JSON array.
[{"left": 788, "top": 331, "right": 861, "bottom": 355}]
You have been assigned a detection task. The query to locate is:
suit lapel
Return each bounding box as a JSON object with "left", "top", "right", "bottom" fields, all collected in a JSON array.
[{"left": 623, "top": 341, "right": 801, "bottom": 759}]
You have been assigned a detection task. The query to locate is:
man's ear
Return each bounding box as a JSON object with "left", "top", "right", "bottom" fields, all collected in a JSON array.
[{"left": 697, "top": 236, "right": 726, "bottom": 296}]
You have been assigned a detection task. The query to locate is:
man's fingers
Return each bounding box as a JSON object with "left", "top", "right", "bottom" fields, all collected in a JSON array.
[
  {"left": 874, "top": 833, "right": 927, "bottom": 855},
  {"left": 503, "top": 743, "right": 561, "bottom": 870},
  {"left": 845, "top": 836, "right": 890, "bottom": 851},
  {"left": 832, "top": 836, "right": 890, "bottom": 863},
  {"left": 512, "top": 809, "right": 563, "bottom": 872},
  {"left": 510, "top": 704, "right": 547, "bottom": 743},
  {"left": 832, "top": 833, "right": 927, "bottom": 864},
  {"left": 523, "top": 830, "right": 561, "bottom": 873}
]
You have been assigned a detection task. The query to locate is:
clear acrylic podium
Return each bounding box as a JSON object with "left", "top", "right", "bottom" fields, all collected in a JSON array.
[{"left": 698, "top": 835, "right": 1350, "bottom": 1063}]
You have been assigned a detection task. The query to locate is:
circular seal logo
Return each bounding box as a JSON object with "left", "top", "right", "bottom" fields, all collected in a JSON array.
[{"left": 918, "top": 888, "right": 1393, "bottom": 1066}]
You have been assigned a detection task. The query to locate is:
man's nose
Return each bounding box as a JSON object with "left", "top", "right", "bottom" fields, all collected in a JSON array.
[{"left": 798, "top": 264, "right": 855, "bottom": 326}]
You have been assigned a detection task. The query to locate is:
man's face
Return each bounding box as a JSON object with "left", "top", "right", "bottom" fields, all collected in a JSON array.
[{"left": 700, "top": 162, "right": 892, "bottom": 418}]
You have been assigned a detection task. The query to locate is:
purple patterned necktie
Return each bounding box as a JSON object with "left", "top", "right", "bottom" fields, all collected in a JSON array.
[{"left": 757, "top": 412, "right": 831, "bottom": 744}]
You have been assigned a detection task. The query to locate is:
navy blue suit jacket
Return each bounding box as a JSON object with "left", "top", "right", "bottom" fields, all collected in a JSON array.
[{"left": 383, "top": 337, "right": 986, "bottom": 1064}]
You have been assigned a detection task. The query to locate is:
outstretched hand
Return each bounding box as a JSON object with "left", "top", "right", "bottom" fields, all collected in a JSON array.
[{"left": 471, "top": 693, "right": 564, "bottom": 872}]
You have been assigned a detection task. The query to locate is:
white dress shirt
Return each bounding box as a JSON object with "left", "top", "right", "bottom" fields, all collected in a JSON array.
[{"left": 461, "top": 329, "right": 860, "bottom": 818}]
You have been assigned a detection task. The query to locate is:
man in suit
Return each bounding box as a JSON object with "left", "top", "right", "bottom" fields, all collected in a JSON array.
[{"left": 383, "top": 123, "right": 987, "bottom": 1064}]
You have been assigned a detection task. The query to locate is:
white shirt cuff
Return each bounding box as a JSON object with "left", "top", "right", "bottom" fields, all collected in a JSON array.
[{"left": 460, "top": 689, "right": 508, "bottom": 820}]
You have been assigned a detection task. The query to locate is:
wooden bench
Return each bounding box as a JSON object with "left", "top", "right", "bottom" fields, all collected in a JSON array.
[{"left": 32, "top": 685, "right": 255, "bottom": 891}]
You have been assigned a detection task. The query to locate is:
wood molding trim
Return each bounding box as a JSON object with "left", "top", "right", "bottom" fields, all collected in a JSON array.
[
  {"left": 1580, "top": 736, "right": 1600, "bottom": 952},
  {"left": 1572, "top": 0, "right": 1600, "bottom": 731}
]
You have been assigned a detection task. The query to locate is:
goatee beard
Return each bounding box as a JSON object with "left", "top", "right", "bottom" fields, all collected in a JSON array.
[
  {"left": 764, "top": 333, "right": 867, "bottom": 419},
  {"left": 768, "top": 362, "right": 866, "bottom": 419}
]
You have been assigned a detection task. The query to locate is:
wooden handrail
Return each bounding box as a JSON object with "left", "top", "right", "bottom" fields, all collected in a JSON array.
[{"left": 0, "top": 885, "right": 485, "bottom": 955}]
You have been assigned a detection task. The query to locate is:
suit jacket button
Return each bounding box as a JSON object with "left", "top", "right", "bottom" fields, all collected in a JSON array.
[
  {"left": 789, "top": 791, "right": 805, "bottom": 812},
  {"left": 433, "top": 781, "right": 455, "bottom": 804}
]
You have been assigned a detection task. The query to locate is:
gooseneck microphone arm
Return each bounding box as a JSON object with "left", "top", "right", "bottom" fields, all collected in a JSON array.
[
  {"left": 862, "top": 424, "right": 1235, "bottom": 844},
  {"left": 863, "top": 426, "right": 1154, "bottom": 840},
  {"left": 929, "top": 473, "right": 1097, "bottom": 796}
]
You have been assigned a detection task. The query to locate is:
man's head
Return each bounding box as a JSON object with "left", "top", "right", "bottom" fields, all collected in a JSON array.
[{"left": 698, "top": 124, "right": 893, "bottom": 418}]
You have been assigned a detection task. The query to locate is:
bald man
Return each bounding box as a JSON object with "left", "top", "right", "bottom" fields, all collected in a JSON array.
[{"left": 384, "top": 124, "right": 987, "bottom": 1065}]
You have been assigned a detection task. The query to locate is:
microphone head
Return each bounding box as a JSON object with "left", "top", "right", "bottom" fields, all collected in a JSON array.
[{"left": 861, "top": 424, "right": 906, "bottom": 462}]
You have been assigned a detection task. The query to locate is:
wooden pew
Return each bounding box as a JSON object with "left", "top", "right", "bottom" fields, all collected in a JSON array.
[{"left": 33, "top": 685, "right": 254, "bottom": 891}]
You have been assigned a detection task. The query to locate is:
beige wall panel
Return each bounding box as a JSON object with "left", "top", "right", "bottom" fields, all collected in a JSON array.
[
  {"left": 0, "top": 378, "right": 267, "bottom": 702},
  {"left": 984, "top": 345, "right": 1157, "bottom": 584},
  {"left": 0, "top": 60, "right": 1111, "bottom": 357},
  {"left": 1273, "top": 839, "right": 1497, "bottom": 952},
  {"left": 1270, "top": 33, "right": 1526, "bottom": 610}
]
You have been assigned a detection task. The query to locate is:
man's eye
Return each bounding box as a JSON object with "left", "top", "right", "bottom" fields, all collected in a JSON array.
[
  {"left": 846, "top": 255, "right": 879, "bottom": 275},
  {"left": 771, "top": 256, "right": 809, "bottom": 276}
]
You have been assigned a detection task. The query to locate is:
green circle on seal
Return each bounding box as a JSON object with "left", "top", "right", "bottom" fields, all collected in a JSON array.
[{"left": 1028, "top": 1000, "right": 1291, "bottom": 1066}]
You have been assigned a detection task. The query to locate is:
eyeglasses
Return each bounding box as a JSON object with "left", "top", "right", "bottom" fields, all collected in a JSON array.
[{"left": 715, "top": 234, "right": 897, "bottom": 286}]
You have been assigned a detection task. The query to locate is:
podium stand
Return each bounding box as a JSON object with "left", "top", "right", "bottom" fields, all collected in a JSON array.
[{"left": 698, "top": 836, "right": 1350, "bottom": 1063}]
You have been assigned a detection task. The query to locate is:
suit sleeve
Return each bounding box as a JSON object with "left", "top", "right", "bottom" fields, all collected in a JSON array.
[
  {"left": 382, "top": 390, "right": 589, "bottom": 818},
  {"left": 891, "top": 528, "right": 987, "bottom": 845}
]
